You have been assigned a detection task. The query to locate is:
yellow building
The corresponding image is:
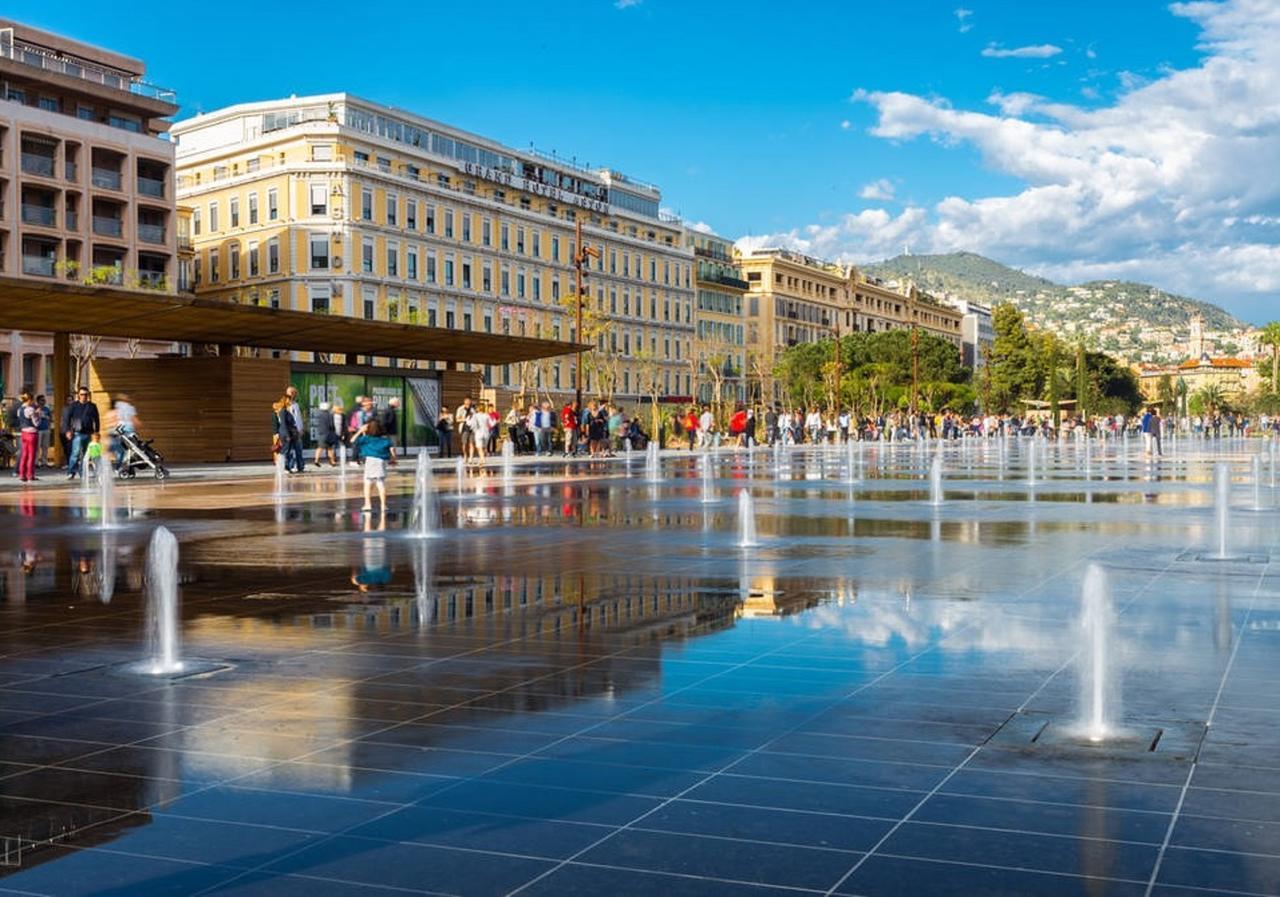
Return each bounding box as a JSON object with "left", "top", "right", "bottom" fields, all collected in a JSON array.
[
  {"left": 737, "top": 248, "right": 854, "bottom": 403},
  {"left": 736, "top": 248, "right": 964, "bottom": 403},
  {"left": 1139, "top": 355, "right": 1260, "bottom": 404},
  {"left": 171, "top": 94, "right": 695, "bottom": 403},
  {"left": 686, "top": 229, "right": 748, "bottom": 404}
]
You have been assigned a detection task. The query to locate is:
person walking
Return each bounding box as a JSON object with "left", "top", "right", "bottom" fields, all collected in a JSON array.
[
  {"left": 455, "top": 397, "right": 475, "bottom": 461},
  {"left": 16, "top": 394, "right": 39, "bottom": 483},
  {"left": 561, "top": 400, "right": 579, "bottom": 457},
  {"left": 64, "top": 387, "right": 100, "bottom": 480},
  {"left": 283, "top": 386, "right": 305, "bottom": 474},
  {"left": 532, "top": 401, "right": 553, "bottom": 455},
  {"left": 111, "top": 393, "right": 141, "bottom": 473},
  {"left": 313, "top": 401, "right": 338, "bottom": 467},
  {"left": 469, "top": 401, "right": 493, "bottom": 468},
  {"left": 33, "top": 395, "right": 51, "bottom": 468},
  {"left": 435, "top": 405, "right": 453, "bottom": 458}
]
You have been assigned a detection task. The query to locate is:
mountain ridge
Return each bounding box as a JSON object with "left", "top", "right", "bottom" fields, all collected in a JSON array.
[{"left": 863, "top": 252, "right": 1245, "bottom": 335}]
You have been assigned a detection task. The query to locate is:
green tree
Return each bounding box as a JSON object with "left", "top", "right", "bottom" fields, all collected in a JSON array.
[
  {"left": 1258, "top": 322, "right": 1280, "bottom": 396},
  {"left": 987, "top": 304, "right": 1044, "bottom": 413}
]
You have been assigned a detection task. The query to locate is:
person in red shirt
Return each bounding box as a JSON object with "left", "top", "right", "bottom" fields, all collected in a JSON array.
[
  {"left": 729, "top": 405, "right": 748, "bottom": 447},
  {"left": 683, "top": 407, "right": 699, "bottom": 451},
  {"left": 561, "top": 401, "right": 579, "bottom": 457}
]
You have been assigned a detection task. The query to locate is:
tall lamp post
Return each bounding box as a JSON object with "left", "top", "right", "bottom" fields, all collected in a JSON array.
[{"left": 572, "top": 216, "right": 599, "bottom": 410}]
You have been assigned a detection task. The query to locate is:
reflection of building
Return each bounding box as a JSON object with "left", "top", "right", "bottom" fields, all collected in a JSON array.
[
  {"left": 172, "top": 94, "right": 696, "bottom": 403},
  {"left": 686, "top": 230, "right": 747, "bottom": 405},
  {"left": 0, "top": 19, "right": 182, "bottom": 395}
]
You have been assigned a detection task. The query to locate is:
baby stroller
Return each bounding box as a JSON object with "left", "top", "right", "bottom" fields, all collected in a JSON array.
[{"left": 114, "top": 425, "right": 170, "bottom": 480}]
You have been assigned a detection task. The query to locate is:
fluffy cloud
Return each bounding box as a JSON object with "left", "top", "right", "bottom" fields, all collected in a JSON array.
[
  {"left": 981, "top": 43, "right": 1063, "bottom": 59},
  {"left": 955, "top": 7, "right": 974, "bottom": 33},
  {"left": 745, "top": 0, "right": 1280, "bottom": 321},
  {"left": 859, "top": 178, "right": 896, "bottom": 201}
]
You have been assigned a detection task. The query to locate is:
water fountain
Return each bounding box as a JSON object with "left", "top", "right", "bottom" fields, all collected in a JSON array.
[
  {"left": 99, "top": 462, "right": 117, "bottom": 531},
  {"left": 928, "top": 456, "right": 944, "bottom": 506},
  {"left": 455, "top": 455, "right": 466, "bottom": 494},
  {"left": 1249, "top": 455, "right": 1269, "bottom": 511},
  {"left": 98, "top": 530, "right": 118, "bottom": 604},
  {"left": 411, "top": 452, "right": 440, "bottom": 538},
  {"left": 645, "top": 442, "right": 661, "bottom": 482},
  {"left": 737, "top": 489, "right": 759, "bottom": 548},
  {"left": 701, "top": 454, "right": 717, "bottom": 503},
  {"left": 143, "top": 526, "right": 182, "bottom": 676},
  {"left": 273, "top": 455, "right": 287, "bottom": 497},
  {"left": 1077, "top": 564, "right": 1119, "bottom": 742},
  {"left": 412, "top": 538, "right": 435, "bottom": 631},
  {"left": 1027, "top": 439, "right": 1038, "bottom": 487},
  {"left": 845, "top": 441, "right": 861, "bottom": 485},
  {"left": 1214, "top": 462, "right": 1231, "bottom": 559},
  {"left": 81, "top": 452, "right": 94, "bottom": 493},
  {"left": 501, "top": 440, "right": 515, "bottom": 485}
]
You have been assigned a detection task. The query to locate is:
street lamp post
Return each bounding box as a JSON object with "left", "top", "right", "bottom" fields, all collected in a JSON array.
[{"left": 572, "top": 217, "right": 599, "bottom": 410}]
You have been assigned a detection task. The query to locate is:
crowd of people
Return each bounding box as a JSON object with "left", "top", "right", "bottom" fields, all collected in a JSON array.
[{"left": 0, "top": 388, "right": 139, "bottom": 481}]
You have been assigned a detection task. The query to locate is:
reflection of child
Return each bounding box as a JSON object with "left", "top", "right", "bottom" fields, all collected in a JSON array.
[{"left": 354, "top": 419, "right": 396, "bottom": 514}]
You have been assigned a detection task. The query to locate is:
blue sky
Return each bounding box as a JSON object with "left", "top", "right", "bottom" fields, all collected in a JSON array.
[{"left": 11, "top": 1, "right": 1276, "bottom": 321}]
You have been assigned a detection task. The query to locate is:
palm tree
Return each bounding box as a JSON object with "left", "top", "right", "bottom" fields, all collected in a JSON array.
[
  {"left": 1259, "top": 322, "right": 1280, "bottom": 395},
  {"left": 1196, "top": 383, "right": 1227, "bottom": 413}
]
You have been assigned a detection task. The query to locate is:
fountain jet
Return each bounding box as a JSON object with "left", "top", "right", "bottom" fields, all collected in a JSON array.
[
  {"left": 411, "top": 453, "right": 440, "bottom": 538},
  {"left": 1077, "top": 564, "right": 1119, "bottom": 742},
  {"left": 737, "top": 489, "right": 759, "bottom": 548},
  {"left": 928, "top": 456, "right": 944, "bottom": 506},
  {"left": 144, "top": 527, "right": 182, "bottom": 675}
]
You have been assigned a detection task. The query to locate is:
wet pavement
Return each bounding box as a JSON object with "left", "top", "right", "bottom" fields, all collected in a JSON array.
[{"left": 1, "top": 437, "right": 1279, "bottom": 896}]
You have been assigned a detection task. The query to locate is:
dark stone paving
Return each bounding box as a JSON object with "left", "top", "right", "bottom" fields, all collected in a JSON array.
[{"left": 1, "top": 441, "right": 1278, "bottom": 895}]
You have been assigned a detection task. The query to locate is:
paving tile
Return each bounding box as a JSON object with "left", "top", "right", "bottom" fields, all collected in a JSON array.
[
  {"left": 347, "top": 805, "right": 605, "bottom": 859},
  {"left": 515, "top": 862, "right": 803, "bottom": 896},
  {"left": 835, "top": 855, "right": 1149, "bottom": 897},
  {"left": 577, "top": 828, "right": 855, "bottom": 890}
]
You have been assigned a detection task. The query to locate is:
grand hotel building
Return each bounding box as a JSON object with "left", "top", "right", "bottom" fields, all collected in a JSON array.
[{"left": 172, "top": 94, "right": 696, "bottom": 403}]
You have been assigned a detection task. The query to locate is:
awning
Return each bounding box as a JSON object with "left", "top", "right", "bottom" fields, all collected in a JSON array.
[{"left": 0, "top": 276, "right": 585, "bottom": 365}]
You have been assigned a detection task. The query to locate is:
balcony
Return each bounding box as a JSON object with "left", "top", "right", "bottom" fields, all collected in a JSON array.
[
  {"left": 65, "top": 161, "right": 78, "bottom": 182},
  {"left": 93, "top": 216, "right": 123, "bottom": 238},
  {"left": 138, "top": 223, "right": 166, "bottom": 244},
  {"left": 177, "top": 234, "right": 193, "bottom": 251},
  {"left": 138, "top": 176, "right": 165, "bottom": 199},
  {"left": 22, "top": 255, "right": 55, "bottom": 276},
  {"left": 0, "top": 37, "right": 177, "bottom": 104},
  {"left": 92, "top": 168, "right": 123, "bottom": 191},
  {"left": 21, "top": 152, "right": 55, "bottom": 177},
  {"left": 20, "top": 204, "right": 56, "bottom": 227},
  {"left": 702, "top": 271, "right": 750, "bottom": 290},
  {"left": 66, "top": 211, "right": 79, "bottom": 230},
  {"left": 137, "top": 271, "right": 166, "bottom": 289}
]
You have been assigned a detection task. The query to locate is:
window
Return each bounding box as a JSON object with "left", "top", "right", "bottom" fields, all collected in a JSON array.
[
  {"left": 406, "top": 200, "right": 417, "bottom": 230},
  {"left": 229, "top": 244, "right": 240, "bottom": 280},
  {"left": 501, "top": 224, "right": 509, "bottom": 251},
  {"left": 208, "top": 202, "right": 219, "bottom": 232},
  {"left": 386, "top": 194, "right": 397, "bottom": 226},
  {"left": 532, "top": 231, "right": 541, "bottom": 257},
  {"left": 361, "top": 190, "right": 372, "bottom": 221},
  {"left": 309, "top": 233, "right": 329, "bottom": 270},
  {"left": 361, "top": 239, "right": 374, "bottom": 273},
  {"left": 462, "top": 260, "right": 472, "bottom": 289},
  {"left": 516, "top": 270, "right": 525, "bottom": 299},
  {"left": 461, "top": 214, "right": 470, "bottom": 242},
  {"left": 443, "top": 209, "right": 453, "bottom": 239},
  {"left": 552, "top": 235, "right": 560, "bottom": 262},
  {"left": 209, "top": 251, "right": 219, "bottom": 283},
  {"left": 311, "top": 287, "right": 330, "bottom": 314},
  {"left": 248, "top": 193, "right": 259, "bottom": 225},
  {"left": 426, "top": 204, "right": 435, "bottom": 234},
  {"left": 551, "top": 278, "right": 560, "bottom": 301},
  {"left": 267, "top": 239, "right": 279, "bottom": 274},
  {"left": 229, "top": 197, "right": 240, "bottom": 228},
  {"left": 387, "top": 243, "right": 399, "bottom": 277},
  {"left": 426, "top": 254, "right": 436, "bottom": 283},
  {"left": 77, "top": 104, "right": 94, "bottom": 121},
  {"left": 444, "top": 258, "right": 454, "bottom": 287},
  {"left": 482, "top": 264, "right": 492, "bottom": 292},
  {"left": 407, "top": 248, "right": 418, "bottom": 280},
  {"left": 267, "top": 189, "right": 278, "bottom": 221},
  {"left": 516, "top": 227, "right": 525, "bottom": 254},
  {"left": 248, "top": 241, "right": 260, "bottom": 276},
  {"left": 269, "top": 289, "right": 280, "bottom": 309},
  {"left": 482, "top": 218, "right": 491, "bottom": 246},
  {"left": 311, "top": 144, "right": 333, "bottom": 161},
  {"left": 192, "top": 207, "right": 201, "bottom": 236},
  {"left": 309, "top": 182, "right": 328, "bottom": 216},
  {"left": 501, "top": 268, "right": 510, "bottom": 296},
  {"left": 532, "top": 274, "right": 541, "bottom": 302}
]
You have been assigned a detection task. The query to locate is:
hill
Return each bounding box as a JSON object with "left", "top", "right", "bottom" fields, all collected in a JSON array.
[{"left": 864, "top": 252, "right": 1244, "bottom": 336}]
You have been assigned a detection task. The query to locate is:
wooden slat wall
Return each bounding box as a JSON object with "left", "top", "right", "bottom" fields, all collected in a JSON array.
[{"left": 90, "top": 356, "right": 289, "bottom": 464}]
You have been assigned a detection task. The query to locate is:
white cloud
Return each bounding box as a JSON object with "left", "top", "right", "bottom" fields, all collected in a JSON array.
[
  {"left": 840, "top": 119, "right": 852, "bottom": 130},
  {"left": 614, "top": 0, "right": 641, "bottom": 8},
  {"left": 955, "top": 7, "right": 973, "bottom": 33},
  {"left": 752, "top": 0, "right": 1280, "bottom": 321},
  {"left": 686, "top": 220, "right": 716, "bottom": 235},
  {"left": 859, "top": 178, "right": 896, "bottom": 201},
  {"left": 981, "top": 43, "right": 1064, "bottom": 59}
]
